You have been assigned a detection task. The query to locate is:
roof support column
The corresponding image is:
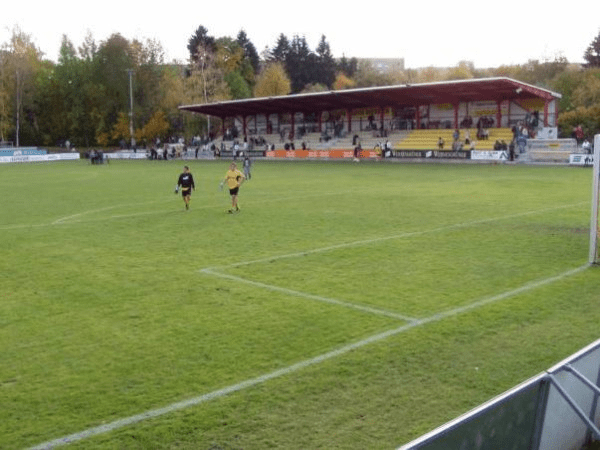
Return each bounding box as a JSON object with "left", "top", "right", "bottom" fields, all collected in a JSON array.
[
  {"left": 496, "top": 101, "right": 502, "bottom": 128},
  {"left": 277, "top": 113, "right": 281, "bottom": 135},
  {"left": 380, "top": 108, "right": 385, "bottom": 132},
  {"left": 242, "top": 115, "right": 247, "bottom": 140},
  {"left": 347, "top": 109, "right": 352, "bottom": 133},
  {"left": 416, "top": 107, "right": 421, "bottom": 130},
  {"left": 291, "top": 113, "right": 295, "bottom": 140},
  {"left": 318, "top": 112, "right": 322, "bottom": 133},
  {"left": 221, "top": 117, "right": 226, "bottom": 139},
  {"left": 454, "top": 104, "right": 459, "bottom": 130},
  {"left": 544, "top": 99, "right": 549, "bottom": 127}
]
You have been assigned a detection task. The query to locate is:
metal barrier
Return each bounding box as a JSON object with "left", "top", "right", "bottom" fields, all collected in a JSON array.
[{"left": 398, "top": 338, "right": 600, "bottom": 450}]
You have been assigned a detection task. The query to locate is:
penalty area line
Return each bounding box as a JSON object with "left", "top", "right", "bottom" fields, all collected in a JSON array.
[
  {"left": 200, "top": 268, "right": 418, "bottom": 322},
  {"left": 207, "top": 202, "right": 588, "bottom": 270},
  {"left": 27, "top": 264, "right": 588, "bottom": 450}
]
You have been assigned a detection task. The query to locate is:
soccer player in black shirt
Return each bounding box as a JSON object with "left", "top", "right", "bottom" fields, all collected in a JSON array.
[{"left": 175, "top": 165, "right": 195, "bottom": 210}]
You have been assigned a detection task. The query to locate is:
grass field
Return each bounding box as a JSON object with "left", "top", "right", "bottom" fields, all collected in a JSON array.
[{"left": 1, "top": 158, "right": 599, "bottom": 450}]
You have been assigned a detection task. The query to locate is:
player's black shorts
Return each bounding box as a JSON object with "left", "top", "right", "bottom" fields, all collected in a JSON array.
[
  {"left": 229, "top": 187, "right": 239, "bottom": 196},
  {"left": 181, "top": 187, "right": 191, "bottom": 197}
]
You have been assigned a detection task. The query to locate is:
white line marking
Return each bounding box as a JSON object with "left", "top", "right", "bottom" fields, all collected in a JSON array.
[
  {"left": 207, "top": 202, "right": 588, "bottom": 270},
  {"left": 0, "top": 199, "right": 587, "bottom": 232},
  {"left": 0, "top": 223, "right": 49, "bottom": 231},
  {"left": 27, "top": 264, "right": 589, "bottom": 450},
  {"left": 201, "top": 268, "right": 417, "bottom": 322},
  {"left": 51, "top": 200, "right": 173, "bottom": 225}
]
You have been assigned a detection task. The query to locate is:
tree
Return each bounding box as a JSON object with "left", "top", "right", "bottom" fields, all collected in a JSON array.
[
  {"left": 225, "top": 71, "right": 252, "bottom": 99},
  {"left": 182, "top": 41, "right": 231, "bottom": 136},
  {"left": 333, "top": 73, "right": 355, "bottom": 90},
  {"left": 314, "top": 35, "right": 336, "bottom": 89},
  {"left": 187, "top": 26, "right": 216, "bottom": 62},
  {"left": 236, "top": 30, "right": 260, "bottom": 74},
  {"left": 138, "top": 110, "right": 169, "bottom": 143},
  {"left": 300, "top": 83, "right": 328, "bottom": 93},
  {"left": 571, "top": 69, "right": 600, "bottom": 108},
  {"left": 253, "top": 63, "right": 291, "bottom": 97},
  {"left": 338, "top": 55, "right": 358, "bottom": 78},
  {"left": 268, "top": 34, "right": 290, "bottom": 63},
  {"left": 557, "top": 105, "right": 600, "bottom": 139},
  {"left": 91, "top": 34, "right": 135, "bottom": 145},
  {"left": 584, "top": 29, "right": 600, "bottom": 68},
  {"left": 78, "top": 31, "right": 97, "bottom": 61},
  {"left": 551, "top": 67, "right": 582, "bottom": 113},
  {"left": 131, "top": 38, "right": 167, "bottom": 130},
  {"left": 0, "top": 27, "right": 44, "bottom": 145},
  {"left": 354, "top": 59, "right": 402, "bottom": 87},
  {"left": 285, "top": 35, "right": 315, "bottom": 93},
  {"left": 444, "top": 61, "right": 475, "bottom": 81},
  {"left": 111, "top": 112, "right": 130, "bottom": 143}
]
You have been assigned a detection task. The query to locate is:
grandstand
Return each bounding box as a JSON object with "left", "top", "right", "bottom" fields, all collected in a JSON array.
[
  {"left": 181, "top": 78, "right": 564, "bottom": 159},
  {"left": 213, "top": 128, "right": 515, "bottom": 153},
  {"left": 394, "top": 128, "right": 514, "bottom": 151}
]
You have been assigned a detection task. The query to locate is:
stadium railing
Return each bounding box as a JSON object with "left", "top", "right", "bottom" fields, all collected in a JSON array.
[
  {"left": 397, "top": 338, "right": 600, "bottom": 450},
  {"left": 524, "top": 139, "right": 578, "bottom": 163}
]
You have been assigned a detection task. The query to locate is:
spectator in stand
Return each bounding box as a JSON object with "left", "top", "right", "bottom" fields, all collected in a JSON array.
[
  {"left": 582, "top": 139, "right": 592, "bottom": 154},
  {"left": 464, "top": 130, "right": 471, "bottom": 146},
  {"left": 574, "top": 125, "right": 584, "bottom": 146},
  {"left": 453, "top": 129, "right": 460, "bottom": 143},
  {"left": 353, "top": 142, "right": 362, "bottom": 161},
  {"left": 438, "top": 137, "right": 445, "bottom": 150},
  {"left": 243, "top": 156, "right": 252, "bottom": 180},
  {"left": 509, "top": 140, "right": 515, "bottom": 161},
  {"left": 517, "top": 134, "right": 527, "bottom": 154}
]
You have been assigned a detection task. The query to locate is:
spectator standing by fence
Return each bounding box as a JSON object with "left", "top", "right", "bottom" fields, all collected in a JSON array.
[{"left": 243, "top": 156, "right": 252, "bottom": 180}]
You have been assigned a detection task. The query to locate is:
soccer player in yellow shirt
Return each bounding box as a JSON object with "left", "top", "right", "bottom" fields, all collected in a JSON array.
[{"left": 221, "top": 162, "right": 245, "bottom": 213}]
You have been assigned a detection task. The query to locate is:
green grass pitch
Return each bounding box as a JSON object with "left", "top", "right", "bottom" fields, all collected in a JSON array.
[{"left": 1, "top": 159, "right": 600, "bottom": 449}]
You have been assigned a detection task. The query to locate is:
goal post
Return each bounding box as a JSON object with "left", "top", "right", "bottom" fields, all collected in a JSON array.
[{"left": 589, "top": 135, "right": 600, "bottom": 264}]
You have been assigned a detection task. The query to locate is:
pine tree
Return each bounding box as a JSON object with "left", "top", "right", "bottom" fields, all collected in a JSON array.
[{"left": 584, "top": 29, "right": 600, "bottom": 68}]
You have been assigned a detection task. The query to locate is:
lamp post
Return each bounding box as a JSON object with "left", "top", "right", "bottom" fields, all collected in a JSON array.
[
  {"left": 200, "top": 53, "right": 210, "bottom": 138},
  {"left": 127, "top": 69, "right": 134, "bottom": 149},
  {"left": 15, "top": 70, "right": 20, "bottom": 148}
]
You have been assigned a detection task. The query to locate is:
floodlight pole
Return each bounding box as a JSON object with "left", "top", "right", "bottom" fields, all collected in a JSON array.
[
  {"left": 15, "top": 69, "right": 20, "bottom": 148},
  {"left": 127, "top": 69, "right": 134, "bottom": 149},
  {"left": 200, "top": 54, "right": 210, "bottom": 137}
]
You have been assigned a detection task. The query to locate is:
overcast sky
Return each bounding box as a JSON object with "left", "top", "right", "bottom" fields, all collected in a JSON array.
[{"left": 2, "top": 0, "right": 599, "bottom": 68}]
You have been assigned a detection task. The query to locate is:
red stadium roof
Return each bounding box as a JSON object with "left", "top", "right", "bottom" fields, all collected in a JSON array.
[{"left": 179, "top": 77, "right": 561, "bottom": 119}]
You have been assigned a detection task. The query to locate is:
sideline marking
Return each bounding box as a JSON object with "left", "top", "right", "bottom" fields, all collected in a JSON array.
[
  {"left": 1, "top": 189, "right": 367, "bottom": 230},
  {"left": 51, "top": 199, "right": 173, "bottom": 225},
  {"left": 201, "top": 268, "right": 417, "bottom": 322},
  {"left": 28, "top": 264, "right": 589, "bottom": 450}
]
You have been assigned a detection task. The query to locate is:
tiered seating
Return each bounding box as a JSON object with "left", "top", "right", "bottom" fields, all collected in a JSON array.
[
  {"left": 395, "top": 128, "right": 514, "bottom": 151},
  {"left": 395, "top": 129, "right": 455, "bottom": 150}
]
